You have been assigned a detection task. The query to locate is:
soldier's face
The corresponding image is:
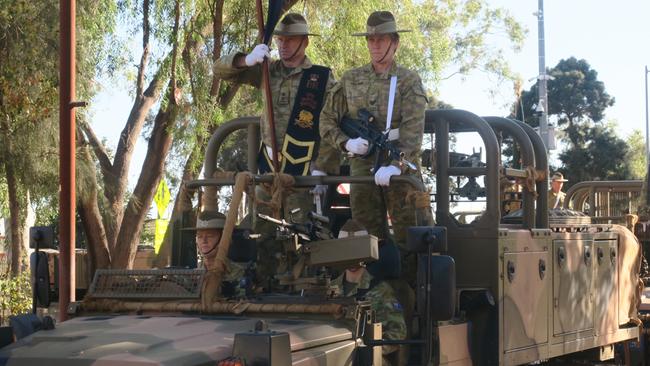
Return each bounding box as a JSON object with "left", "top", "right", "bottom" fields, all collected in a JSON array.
[
  {"left": 196, "top": 229, "right": 222, "bottom": 255},
  {"left": 366, "top": 34, "right": 398, "bottom": 64},
  {"left": 275, "top": 35, "right": 308, "bottom": 62},
  {"left": 551, "top": 180, "right": 563, "bottom": 193}
]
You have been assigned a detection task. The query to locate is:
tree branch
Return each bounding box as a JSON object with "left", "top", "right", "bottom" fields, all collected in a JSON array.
[
  {"left": 209, "top": 0, "right": 225, "bottom": 97},
  {"left": 136, "top": 0, "right": 151, "bottom": 96},
  {"left": 79, "top": 121, "right": 112, "bottom": 174}
]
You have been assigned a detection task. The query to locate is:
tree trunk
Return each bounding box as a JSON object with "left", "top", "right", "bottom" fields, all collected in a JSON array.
[
  {"left": 77, "top": 149, "right": 111, "bottom": 273},
  {"left": 5, "top": 159, "right": 24, "bottom": 276},
  {"left": 111, "top": 90, "right": 179, "bottom": 269}
]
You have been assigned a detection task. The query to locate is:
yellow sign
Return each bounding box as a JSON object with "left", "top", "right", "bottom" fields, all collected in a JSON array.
[
  {"left": 154, "top": 219, "right": 169, "bottom": 254},
  {"left": 154, "top": 179, "right": 171, "bottom": 219}
]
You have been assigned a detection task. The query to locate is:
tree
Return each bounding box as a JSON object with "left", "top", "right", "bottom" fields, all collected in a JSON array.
[
  {"left": 624, "top": 130, "right": 646, "bottom": 180},
  {"left": 558, "top": 121, "right": 629, "bottom": 184},
  {"left": 515, "top": 57, "right": 614, "bottom": 135},
  {"left": 512, "top": 57, "right": 625, "bottom": 184},
  {"left": 0, "top": 0, "right": 116, "bottom": 275}
]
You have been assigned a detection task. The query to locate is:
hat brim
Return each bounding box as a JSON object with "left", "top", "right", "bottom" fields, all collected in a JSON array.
[
  {"left": 351, "top": 29, "right": 411, "bottom": 36},
  {"left": 181, "top": 226, "right": 224, "bottom": 231},
  {"left": 273, "top": 31, "right": 320, "bottom": 36}
]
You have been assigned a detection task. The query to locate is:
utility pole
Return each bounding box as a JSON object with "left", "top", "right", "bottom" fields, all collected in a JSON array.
[
  {"left": 537, "top": 0, "right": 550, "bottom": 153},
  {"left": 59, "top": 0, "right": 77, "bottom": 321},
  {"left": 645, "top": 65, "right": 650, "bottom": 159}
]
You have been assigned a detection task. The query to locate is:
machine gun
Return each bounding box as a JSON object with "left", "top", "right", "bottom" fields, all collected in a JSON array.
[
  {"left": 257, "top": 210, "right": 334, "bottom": 244},
  {"left": 341, "top": 109, "right": 417, "bottom": 173},
  {"left": 257, "top": 210, "right": 378, "bottom": 294}
]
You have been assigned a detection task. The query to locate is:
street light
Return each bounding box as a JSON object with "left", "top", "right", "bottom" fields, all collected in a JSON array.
[{"left": 536, "top": 0, "right": 550, "bottom": 153}]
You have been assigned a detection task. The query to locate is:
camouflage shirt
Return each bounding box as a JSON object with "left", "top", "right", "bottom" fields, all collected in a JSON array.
[
  {"left": 318, "top": 62, "right": 428, "bottom": 173},
  {"left": 214, "top": 53, "right": 340, "bottom": 173},
  {"left": 548, "top": 189, "right": 566, "bottom": 209},
  {"left": 330, "top": 270, "right": 407, "bottom": 343}
]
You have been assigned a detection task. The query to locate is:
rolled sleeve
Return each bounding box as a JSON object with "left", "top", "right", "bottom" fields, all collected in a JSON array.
[{"left": 213, "top": 52, "right": 262, "bottom": 88}]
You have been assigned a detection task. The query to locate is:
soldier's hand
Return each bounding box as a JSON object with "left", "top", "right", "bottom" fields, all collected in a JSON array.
[
  {"left": 310, "top": 170, "right": 328, "bottom": 196},
  {"left": 345, "top": 137, "right": 369, "bottom": 155},
  {"left": 374, "top": 165, "right": 401, "bottom": 186},
  {"left": 245, "top": 44, "right": 270, "bottom": 66}
]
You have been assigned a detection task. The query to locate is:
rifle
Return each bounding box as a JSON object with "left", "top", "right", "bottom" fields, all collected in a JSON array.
[
  {"left": 340, "top": 109, "right": 417, "bottom": 173},
  {"left": 257, "top": 211, "right": 333, "bottom": 243}
]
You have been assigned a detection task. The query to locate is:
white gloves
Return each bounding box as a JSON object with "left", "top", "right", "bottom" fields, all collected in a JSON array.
[
  {"left": 374, "top": 165, "right": 401, "bottom": 186},
  {"left": 310, "top": 170, "right": 328, "bottom": 196},
  {"left": 244, "top": 44, "right": 270, "bottom": 66},
  {"left": 345, "top": 137, "right": 369, "bottom": 155}
]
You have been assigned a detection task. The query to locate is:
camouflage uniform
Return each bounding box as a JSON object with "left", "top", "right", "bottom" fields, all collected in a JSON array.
[
  {"left": 548, "top": 172, "right": 568, "bottom": 209},
  {"left": 330, "top": 269, "right": 406, "bottom": 364},
  {"left": 215, "top": 36, "right": 338, "bottom": 282},
  {"left": 318, "top": 62, "right": 429, "bottom": 250},
  {"left": 548, "top": 189, "right": 566, "bottom": 209}
]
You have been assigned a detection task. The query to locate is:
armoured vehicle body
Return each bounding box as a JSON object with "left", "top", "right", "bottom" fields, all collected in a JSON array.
[{"left": 0, "top": 110, "right": 643, "bottom": 365}]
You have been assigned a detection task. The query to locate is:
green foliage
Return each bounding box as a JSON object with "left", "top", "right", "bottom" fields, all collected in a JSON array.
[
  {"left": 0, "top": 176, "right": 8, "bottom": 217},
  {"left": 625, "top": 130, "right": 647, "bottom": 180},
  {"left": 304, "top": 0, "right": 525, "bottom": 83},
  {"left": 0, "top": 271, "right": 32, "bottom": 326},
  {"left": 0, "top": 0, "right": 117, "bottom": 225},
  {"left": 558, "top": 121, "right": 630, "bottom": 185}
]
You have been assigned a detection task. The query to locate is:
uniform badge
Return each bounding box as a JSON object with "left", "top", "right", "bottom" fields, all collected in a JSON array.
[
  {"left": 306, "top": 74, "right": 320, "bottom": 89},
  {"left": 295, "top": 110, "right": 314, "bottom": 129}
]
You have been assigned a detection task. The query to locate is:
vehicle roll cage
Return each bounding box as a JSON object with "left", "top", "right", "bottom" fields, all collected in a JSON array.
[{"left": 189, "top": 110, "right": 549, "bottom": 231}]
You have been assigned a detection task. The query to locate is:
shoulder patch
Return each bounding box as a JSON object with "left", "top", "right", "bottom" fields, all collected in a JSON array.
[{"left": 412, "top": 81, "right": 429, "bottom": 103}]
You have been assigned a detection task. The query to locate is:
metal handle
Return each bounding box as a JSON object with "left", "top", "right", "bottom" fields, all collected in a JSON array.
[
  {"left": 597, "top": 247, "right": 604, "bottom": 265},
  {"left": 507, "top": 261, "right": 516, "bottom": 283},
  {"left": 539, "top": 259, "right": 546, "bottom": 280},
  {"left": 557, "top": 247, "right": 566, "bottom": 268},
  {"left": 584, "top": 247, "right": 592, "bottom": 266}
]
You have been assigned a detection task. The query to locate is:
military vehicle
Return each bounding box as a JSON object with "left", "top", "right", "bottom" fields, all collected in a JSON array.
[{"left": 0, "top": 110, "right": 644, "bottom": 365}]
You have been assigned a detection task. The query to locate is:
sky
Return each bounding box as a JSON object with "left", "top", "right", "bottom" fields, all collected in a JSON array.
[
  {"left": 439, "top": 0, "right": 650, "bottom": 147},
  {"left": 88, "top": 0, "right": 650, "bottom": 185}
]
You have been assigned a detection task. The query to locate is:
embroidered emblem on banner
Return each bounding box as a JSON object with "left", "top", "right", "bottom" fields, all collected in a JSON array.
[{"left": 296, "top": 110, "right": 314, "bottom": 129}]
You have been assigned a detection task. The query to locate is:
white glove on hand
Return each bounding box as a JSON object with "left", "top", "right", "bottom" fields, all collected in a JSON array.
[
  {"left": 345, "top": 137, "right": 369, "bottom": 155},
  {"left": 310, "top": 170, "right": 328, "bottom": 196},
  {"left": 374, "top": 165, "right": 401, "bottom": 186},
  {"left": 244, "top": 44, "right": 270, "bottom": 66}
]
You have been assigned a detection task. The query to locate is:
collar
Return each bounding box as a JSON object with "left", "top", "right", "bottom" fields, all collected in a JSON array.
[
  {"left": 364, "top": 61, "right": 398, "bottom": 79},
  {"left": 278, "top": 55, "right": 313, "bottom": 77}
]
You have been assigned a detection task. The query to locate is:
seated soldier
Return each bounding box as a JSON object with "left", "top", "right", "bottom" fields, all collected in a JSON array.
[
  {"left": 329, "top": 219, "right": 407, "bottom": 366},
  {"left": 194, "top": 210, "right": 253, "bottom": 298}
]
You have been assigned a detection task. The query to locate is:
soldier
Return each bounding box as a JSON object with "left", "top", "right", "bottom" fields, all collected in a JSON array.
[
  {"left": 214, "top": 13, "right": 338, "bottom": 284},
  {"left": 548, "top": 172, "right": 568, "bottom": 209},
  {"left": 318, "top": 11, "right": 430, "bottom": 281},
  {"left": 194, "top": 210, "right": 249, "bottom": 297},
  {"left": 329, "top": 220, "right": 407, "bottom": 365}
]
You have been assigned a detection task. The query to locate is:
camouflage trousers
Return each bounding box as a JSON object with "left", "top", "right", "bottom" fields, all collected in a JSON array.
[
  {"left": 349, "top": 158, "right": 433, "bottom": 285},
  {"left": 253, "top": 185, "right": 315, "bottom": 286}
]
